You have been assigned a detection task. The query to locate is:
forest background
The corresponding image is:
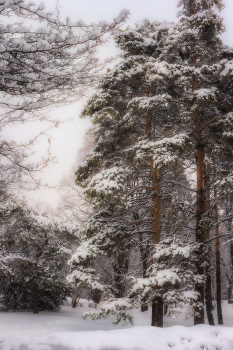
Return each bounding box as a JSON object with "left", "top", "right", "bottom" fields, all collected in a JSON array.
[{"left": 1, "top": 0, "right": 233, "bottom": 333}]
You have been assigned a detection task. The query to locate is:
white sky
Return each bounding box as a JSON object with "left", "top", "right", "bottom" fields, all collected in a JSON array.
[{"left": 8, "top": 0, "right": 233, "bottom": 208}]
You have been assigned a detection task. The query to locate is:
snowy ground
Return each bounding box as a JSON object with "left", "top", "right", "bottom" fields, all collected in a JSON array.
[{"left": 1, "top": 300, "right": 233, "bottom": 350}]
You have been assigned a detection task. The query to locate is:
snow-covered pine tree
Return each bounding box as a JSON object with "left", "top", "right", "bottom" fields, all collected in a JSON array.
[
  {"left": 69, "top": 24, "right": 154, "bottom": 302},
  {"left": 69, "top": 21, "right": 196, "bottom": 327},
  {"left": 0, "top": 200, "right": 78, "bottom": 312},
  {"left": 150, "top": 0, "right": 233, "bottom": 325},
  {"left": 122, "top": 23, "right": 195, "bottom": 324},
  {"left": 67, "top": 205, "right": 132, "bottom": 303}
]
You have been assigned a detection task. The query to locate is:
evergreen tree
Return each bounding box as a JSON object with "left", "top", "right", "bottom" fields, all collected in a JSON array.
[
  {"left": 0, "top": 200, "right": 78, "bottom": 312},
  {"left": 158, "top": 0, "right": 233, "bottom": 325},
  {"left": 69, "top": 21, "right": 194, "bottom": 327}
]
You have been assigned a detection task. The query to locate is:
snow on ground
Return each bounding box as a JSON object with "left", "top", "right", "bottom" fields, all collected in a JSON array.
[{"left": 1, "top": 300, "right": 233, "bottom": 350}]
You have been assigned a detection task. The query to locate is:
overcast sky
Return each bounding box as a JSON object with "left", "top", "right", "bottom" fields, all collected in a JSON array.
[{"left": 9, "top": 0, "right": 233, "bottom": 208}]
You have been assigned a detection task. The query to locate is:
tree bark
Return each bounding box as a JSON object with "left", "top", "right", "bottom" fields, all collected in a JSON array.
[
  {"left": 165, "top": 199, "right": 171, "bottom": 239},
  {"left": 33, "top": 281, "right": 39, "bottom": 314},
  {"left": 205, "top": 273, "right": 215, "bottom": 325},
  {"left": 229, "top": 241, "right": 233, "bottom": 303},
  {"left": 227, "top": 283, "right": 232, "bottom": 304},
  {"left": 229, "top": 242, "right": 233, "bottom": 304},
  {"left": 214, "top": 183, "right": 223, "bottom": 325},
  {"left": 194, "top": 109, "right": 205, "bottom": 325},
  {"left": 164, "top": 303, "right": 168, "bottom": 316},
  {"left": 204, "top": 163, "right": 215, "bottom": 326},
  {"left": 145, "top": 112, "right": 163, "bottom": 326},
  {"left": 230, "top": 242, "right": 233, "bottom": 268},
  {"left": 150, "top": 164, "right": 163, "bottom": 326},
  {"left": 151, "top": 297, "right": 163, "bottom": 327}
]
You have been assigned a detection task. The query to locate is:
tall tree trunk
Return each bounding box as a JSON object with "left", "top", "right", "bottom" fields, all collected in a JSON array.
[
  {"left": 204, "top": 163, "right": 215, "bottom": 325},
  {"left": 151, "top": 296, "right": 163, "bottom": 327},
  {"left": 227, "top": 198, "right": 233, "bottom": 303},
  {"left": 194, "top": 109, "right": 205, "bottom": 325},
  {"left": 165, "top": 199, "right": 171, "bottom": 239},
  {"left": 145, "top": 112, "right": 163, "bottom": 326},
  {"left": 33, "top": 280, "right": 39, "bottom": 314},
  {"left": 227, "top": 282, "right": 232, "bottom": 304},
  {"left": 230, "top": 241, "right": 233, "bottom": 303},
  {"left": 214, "top": 183, "right": 223, "bottom": 325},
  {"left": 164, "top": 303, "right": 168, "bottom": 316},
  {"left": 205, "top": 273, "right": 215, "bottom": 325},
  {"left": 230, "top": 242, "right": 233, "bottom": 268},
  {"left": 139, "top": 239, "right": 149, "bottom": 312},
  {"left": 150, "top": 164, "right": 163, "bottom": 327}
]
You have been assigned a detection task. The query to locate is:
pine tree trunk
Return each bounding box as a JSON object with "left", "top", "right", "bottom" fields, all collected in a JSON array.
[
  {"left": 214, "top": 183, "right": 223, "bottom": 325},
  {"left": 227, "top": 282, "right": 232, "bottom": 304},
  {"left": 151, "top": 297, "right": 163, "bottom": 327},
  {"left": 164, "top": 303, "right": 168, "bottom": 316},
  {"left": 194, "top": 109, "right": 205, "bottom": 325},
  {"left": 229, "top": 242, "right": 233, "bottom": 303},
  {"left": 165, "top": 199, "right": 171, "bottom": 239},
  {"left": 204, "top": 164, "right": 215, "bottom": 326},
  {"left": 150, "top": 164, "right": 163, "bottom": 327},
  {"left": 230, "top": 243, "right": 233, "bottom": 267},
  {"left": 145, "top": 112, "right": 163, "bottom": 325},
  {"left": 205, "top": 273, "right": 215, "bottom": 325},
  {"left": 33, "top": 281, "right": 39, "bottom": 314}
]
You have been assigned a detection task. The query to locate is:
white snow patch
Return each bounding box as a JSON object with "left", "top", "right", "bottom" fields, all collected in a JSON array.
[{"left": 0, "top": 301, "right": 233, "bottom": 349}]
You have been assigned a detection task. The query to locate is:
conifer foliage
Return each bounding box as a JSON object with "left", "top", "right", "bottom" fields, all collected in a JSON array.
[{"left": 0, "top": 199, "right": 78, "bottom": 312}]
